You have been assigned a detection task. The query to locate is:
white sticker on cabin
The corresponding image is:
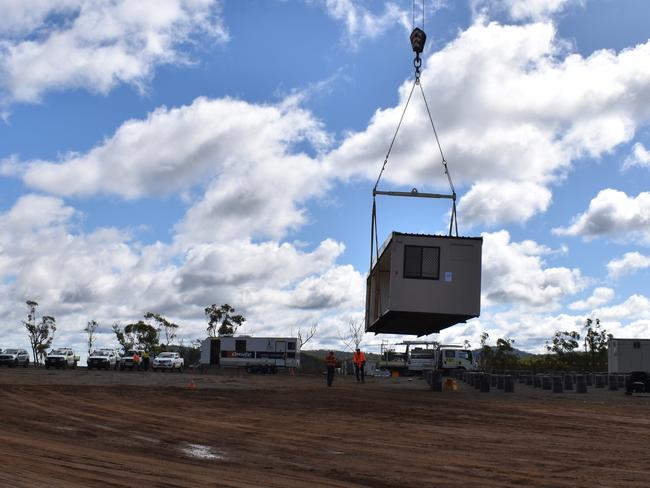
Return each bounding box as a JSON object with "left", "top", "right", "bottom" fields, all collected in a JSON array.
[{"left": 444, "top": 271, "right": 453, "bottom": 282}]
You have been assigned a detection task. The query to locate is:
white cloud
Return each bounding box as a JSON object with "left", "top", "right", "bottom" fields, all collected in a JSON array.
[
  {"left": 623, "top": 142, "right": 650, "bottom": 170},
  {"left": 329, "top": 20, "right": 650, "bottom": 228},
  {"left": 607, "top": 251, "right": 650, "bottom": 279},
  {"left": 0, "top": 0, "right": 228, "bottom": 104},
  {"left": 0, "top": 0, "right": 83, "bottom": 36},
  {"left": 19, "top": 96, "right": 331, "bottom": 243},
  {"left": 0, "top": 194, "right": 364, "bottom": 355},
  {"left": 568, "top": 286, "right": 615, "bottom": 311},
  {"left": 459, "top": 180, "right": 552, "bottom": 227},
  {"left": 317, "top": 0, "right": 410, "bottom": 49},
  {"left": 472, "top": 0, "right": 584, "bottom": 21},
  {"left": 481, "top": 230, "right": 585, "bottom": 309},
  {"left": 553, "top": 189, "right": 650, "bottom": 244},
  {"left": 593, "top": 294, "right": 650, "bottom": 322}
]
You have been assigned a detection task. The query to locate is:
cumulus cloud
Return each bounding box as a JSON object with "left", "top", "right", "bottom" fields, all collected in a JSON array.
[
  {"left": 0, "top": 194, "right": 364, "bottom": 355},
  {"left": 316, "top": 0, "right": 410, "bottom": 48},
  {"left": 472, "top": 0, "right": 584, "bottom": 21},
  {"left": 0, "top": 0, "right": 82, "bottom": 36},
  {"left": 0, "top": 0, "right": 228, "bottom": 104},
  {"left": 592, "top": 294, "right": 650, "bottom": 322},
  {"left": 329, "top": 20, "right": 650, "bottom": 227},
  {"left": 18, "top": 96, "right": 332, "bottom": 242},
  {"left": 481, "top": 230, "right": 585, "bottom": 309},
  {"left": 568, "top": 287, "right": 615, "bottom": 311},
  {"left": 623, "top": 142, "right": 650, "bottom": 170},
  {"left": 553, "top": 189, "right": 650, "bottom": 244},
  {"left": 607, "top": 251, "right": 650, "bottom": 279},
  {"left": 459, "top": 180, "right": 552, "bottom": 227}
]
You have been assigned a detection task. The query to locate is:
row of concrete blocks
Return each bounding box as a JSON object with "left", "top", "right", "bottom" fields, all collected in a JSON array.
[{"left": 454, "top": 370, "right": 628, "bottom": 394}]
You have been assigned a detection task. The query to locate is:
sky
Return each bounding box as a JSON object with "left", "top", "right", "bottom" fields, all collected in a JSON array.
[{"left": 1, "top": 0, "right": 650, "bottom": 359}]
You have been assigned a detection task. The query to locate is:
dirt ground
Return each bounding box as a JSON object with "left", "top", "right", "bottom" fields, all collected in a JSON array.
[{"left": 1, "top": 368, "right": 649, "bottom": 488}]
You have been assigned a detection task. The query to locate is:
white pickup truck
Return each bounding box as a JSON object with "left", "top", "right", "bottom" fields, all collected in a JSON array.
[
  {"left": 87, "top": 349, "right": 119, "bottom": 370},
  {"left": 45, "top": 348, "right": 80, "bottom": 369},
  {"left": 119, "top": 349, "right": 145, "bottom": 371},
  {"left": 152, "top": 352, "right": 184, "bottom": 372}
]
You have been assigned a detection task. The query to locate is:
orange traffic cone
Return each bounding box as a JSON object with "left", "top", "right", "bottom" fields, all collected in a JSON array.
[{"left": 186, "top": 378, "right": 197, "bottom": 390}]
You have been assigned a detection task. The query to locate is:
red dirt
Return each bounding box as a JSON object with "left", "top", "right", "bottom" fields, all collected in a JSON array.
[{"left": 1, "top": 368, "right": 649, "bottom": 487}]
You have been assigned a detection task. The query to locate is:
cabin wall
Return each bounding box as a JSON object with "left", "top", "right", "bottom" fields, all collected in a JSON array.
[
  {"left": 608, "top": 338, "right": 650, "bottom": 373},
  {"left": 388, "top": 234, "right": 482, "bottom": 316},
  {"left": 365, "top": 242, "right": 392, "bottom": 328}
]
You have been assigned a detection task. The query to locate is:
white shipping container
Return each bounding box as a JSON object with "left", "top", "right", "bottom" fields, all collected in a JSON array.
[{"left": 608, "top": 338, "right": 650, "bottom": 373}]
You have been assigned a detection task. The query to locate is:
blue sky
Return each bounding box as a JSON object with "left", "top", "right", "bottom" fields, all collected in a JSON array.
[{"left": 1, "top": 0, "right": 650, "bottom": 357}]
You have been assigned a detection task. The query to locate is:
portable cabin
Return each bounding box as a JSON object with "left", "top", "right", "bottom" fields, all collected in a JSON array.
[
  {"left": 608, "top": 338, "right": 650, "bottom": 373},
  {"left": 200, "top": 335, "right": 300, "bottom": 368},
  {"left": 366, "top": 232, "right": 482, "bottom": 336}
]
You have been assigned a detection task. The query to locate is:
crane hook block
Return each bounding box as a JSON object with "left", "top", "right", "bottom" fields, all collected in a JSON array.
[{"left": 410, "top": 28, "right": 426, "bottom": 54}]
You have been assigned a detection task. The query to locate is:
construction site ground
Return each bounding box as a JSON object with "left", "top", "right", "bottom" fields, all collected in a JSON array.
[{"left": 1, "top": 367, "right": 649, "bottom": 488}]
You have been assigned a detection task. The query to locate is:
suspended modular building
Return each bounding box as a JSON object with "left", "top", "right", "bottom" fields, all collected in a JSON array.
[{"left": 365, "top": 232, "right": 482, "bottom": 336}]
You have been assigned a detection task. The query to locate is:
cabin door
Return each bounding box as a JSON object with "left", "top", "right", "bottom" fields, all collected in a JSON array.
[
  {"left": 210, "top": 339, "right": 220, "bottom": 366},
  {"left": 275, "top": 341, "right": 286, "bottom": 367}
]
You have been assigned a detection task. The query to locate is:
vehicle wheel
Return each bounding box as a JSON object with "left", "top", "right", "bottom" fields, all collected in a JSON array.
[
  {"left": 23, "top": 361, "right": 28, "bottom": 368},
  {"left": 179, "top": 366, "right": 183, "bottom": 373}
]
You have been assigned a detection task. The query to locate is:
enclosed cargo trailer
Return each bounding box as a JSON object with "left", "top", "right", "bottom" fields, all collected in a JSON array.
[{"left": 201, "top": 336, "right": 300, "bottom": 369}]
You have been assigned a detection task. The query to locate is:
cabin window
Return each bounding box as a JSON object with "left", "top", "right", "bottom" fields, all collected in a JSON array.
[
  {"left": 444, "top": 350, "right": 455, "bottom": 358},
  {"left": 633, "top": 341, "right": 641, "bottom": 349},
  {"left": 288, "top": 342, "right": 296, "bottom": 351},
  {"left": 235, "top": 340, "right": 247, "bottom": 353},
  {"left": 403, "top": 245, "right": 440, "bottom": 280}
]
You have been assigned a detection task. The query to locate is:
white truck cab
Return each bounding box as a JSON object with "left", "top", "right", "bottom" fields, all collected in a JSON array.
[
  {"left": 45, "top": 348, "right": 79, "bottom": 369},
  {"left": 87, "top": 349, "right": 119, "bottom": 370},
  {"left": 437, "top": 346, "right": 475, "bottom": 371},
  {"left": 119, "top": 349, "right": 145, "bottom": 371}
]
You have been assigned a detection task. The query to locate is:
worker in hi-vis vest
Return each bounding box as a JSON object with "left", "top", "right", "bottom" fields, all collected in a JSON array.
[
  {"left": 353, "top": 348, "right": 366, "bottom": 383},
  {"left": 324, "top": 351, "right": 338, "bottom": 387}
]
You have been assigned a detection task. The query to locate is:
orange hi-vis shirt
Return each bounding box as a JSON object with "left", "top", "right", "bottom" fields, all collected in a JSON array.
[
  {"left": 325, "top": 354, "right": 337, "bottom": 367},
  {"left": 353, "top": 351, "right": 366, "bottom": 366}
]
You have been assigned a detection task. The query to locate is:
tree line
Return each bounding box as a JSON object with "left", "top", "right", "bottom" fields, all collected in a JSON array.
[
  {"left": 20, "top": 301, "right": 324, "bottom": 365},
  {"left": 21, "top": 301, "right": 247, "bottom": 365},
  {"left": 477, "top": 318, "right": 610, "bottom": 372}
]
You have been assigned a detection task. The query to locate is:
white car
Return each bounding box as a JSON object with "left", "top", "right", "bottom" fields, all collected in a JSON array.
[
  {"left": 0, "top": 348, "right": 30, "bottom": 367},
  {"left": 87, "top": 349, "right": 119, "bottom": 370},
  {"left": 152, "top": 352, "right": 184, "bottom": 372}
]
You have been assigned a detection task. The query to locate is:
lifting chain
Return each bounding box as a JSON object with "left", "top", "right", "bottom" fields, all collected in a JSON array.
[{"left": 410, "top": 27, "right": 426, "bottom": 83}]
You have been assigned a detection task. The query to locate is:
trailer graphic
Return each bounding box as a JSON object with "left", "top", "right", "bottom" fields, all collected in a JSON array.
[{"left": 201, "top": 336, "right": 300, "bottom": 371}]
